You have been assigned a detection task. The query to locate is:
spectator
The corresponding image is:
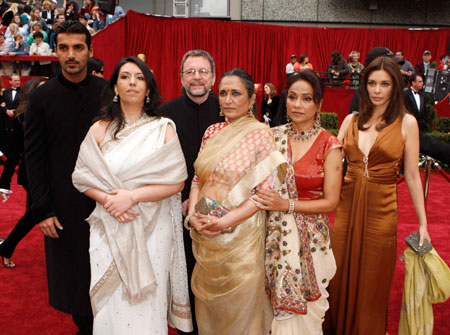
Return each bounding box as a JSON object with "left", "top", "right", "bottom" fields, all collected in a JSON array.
[
  {"left": 294, "top": 53, "right": 313, "bottom": 71},
  {"left": 328, "top": 50, "right": 348, "bottom": 87},
  {"left": 29, "top": 7, "right": 49, "bottom": 33},
  {"left": 12, "top": 14, "right": 29, "bottom": 40},
  {"left": 29, "top": 31, "right": 51, "bottom": 77},
  {"left": 0, "top": 16, "right": 6, "bottom": 34},
  {"left": 90, "top": 6, "right": 105, "bottom": 32},
  {"left": 2, "top": 3, "right": 18, "bottom": 27},
  {"left": 27, "top": 22, "right": 48, "bottom": 44},
  {"left": 8, "top": 33, "right": 31, "bottom": 75},
  {"left": 48, "top": 22, "right": 60, "bottom": 52},
  {"left": 78, "top": 15, "right": 94, "bottom": 35},
  {"left": 64, "top": 1, "right": 79, "bottom": 21},
  {"left": 347, "top": 50, "right": 364, "bottom": 89},
  {"left": 0, "top": 0, "right": 10, "bottom": 17},
  {"left": 55, "top": 12, "right": 65, "bottom": 24},
  {"left": 20, "top": 5, "right": 32, "bottom": 25},
  {"left": 437, "top": 54, "right": 449, "bottom": 70},
  {"left": 80, "top": 0, "right": 96, "bottom": 18},
  {"left": 5, "top": 23, "right": 18, "bottom": 45},
  {"left": 260, "top": 82, "right": 279, "bottom": 127},
  {"left": 396, "top": 50, "right": 415, "bottom": 87},
  {"left": 113, "top": 0, "right": 125, "bottom": 21},
  {"left": 87, "top": 56, "right": 103, "bottom": 77},
  {"left": 0, "top": 31, "right": 12, "bottom": 75},
  {"left": 286, "top": 54, "right": 297, "bottom": 75},
  {"left": 41, "top": 1, "right": 55, "bottom": 25},
  {"left": 415, "top": 50, "right": 432, "bottom": 77}
]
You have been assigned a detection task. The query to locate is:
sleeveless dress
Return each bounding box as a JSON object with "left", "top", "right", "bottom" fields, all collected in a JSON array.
[{"left": 326, "top": 115, "right": 405, "bottom": 334}]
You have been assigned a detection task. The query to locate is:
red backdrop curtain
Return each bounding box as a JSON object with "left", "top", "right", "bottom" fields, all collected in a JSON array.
[{"left": 92, "top": 10, "right": 450, "bottom": 108}]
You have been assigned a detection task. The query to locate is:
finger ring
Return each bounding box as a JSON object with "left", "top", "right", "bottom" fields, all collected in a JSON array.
[{"left": 207, "top": 220, "right": 211, "bottom": 223}]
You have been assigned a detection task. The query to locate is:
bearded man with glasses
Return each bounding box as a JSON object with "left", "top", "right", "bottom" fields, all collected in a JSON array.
[{"left": 160, "top": 49, "right": 223, "bottom": 335}]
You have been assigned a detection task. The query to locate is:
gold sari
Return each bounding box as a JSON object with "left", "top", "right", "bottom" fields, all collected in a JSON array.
[{"left": 191, "top": 115, "right": 286, "bottom": 335}]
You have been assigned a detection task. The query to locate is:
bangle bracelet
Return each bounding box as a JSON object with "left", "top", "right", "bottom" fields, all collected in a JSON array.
[
  {"left": 129, "top": 190, "right": 135, "bottom": 204},
  {"left": 286, "top": 199, "right": 294, "bottom": 214},
  {"left": 184, "top": 214, "right": 195, "bottom": 231}
]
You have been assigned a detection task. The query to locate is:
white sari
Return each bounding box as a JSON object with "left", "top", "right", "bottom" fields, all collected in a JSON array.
[{"left": 72, "top": 115, "right": 193, "bottom": 335}]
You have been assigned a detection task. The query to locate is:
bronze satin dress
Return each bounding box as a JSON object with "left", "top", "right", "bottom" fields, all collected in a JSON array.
[{"left": 326, "top": 115, "right": 404, "bottom": 334}]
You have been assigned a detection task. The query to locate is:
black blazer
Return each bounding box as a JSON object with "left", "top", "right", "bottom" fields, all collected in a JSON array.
[
  {"left": 260, "top": 95, "right": 280, "bottom": 127},
  {"left": 404, "top": 88, "right": 426, "bottom": 131},
  {"left": 3, "top": 87, "right": 21, "bottom": 110}
]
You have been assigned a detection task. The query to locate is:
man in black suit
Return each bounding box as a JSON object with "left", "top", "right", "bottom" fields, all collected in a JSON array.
[
  {"left": 159, "top": 49, "right": 223, "bottom": 335},
  {"left": 0, "top": 74, "right": 21, "bottom": 158},
  {"left": 24, "top": 21, "right": 108, "bottom": 335},
  {"left": 404, "top": 74, "right": 426, "bottom": 131},
  {"left": 403, "top": 73, "right": 450, "bottom": 164}
]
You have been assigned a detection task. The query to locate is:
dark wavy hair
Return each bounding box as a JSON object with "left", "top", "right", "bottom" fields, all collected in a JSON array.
[
  {"left": 359, "top": 56, "right": 406, "bottom": 131},
  {"left": 96, "top": 56, "right": 162, "bottom": 138},
  {"left": 286, "top": 69, "right": 324, "bottom": 105},
  {"left": 219, "top": 68, "right": 255, "bottom": 98}
]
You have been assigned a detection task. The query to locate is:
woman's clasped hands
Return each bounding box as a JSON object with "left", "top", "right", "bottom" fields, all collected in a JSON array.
[
  {"left": 104, "top": 189, "right": 140, "bottom": 223},
  {"left": 189, "top": 213, "right": 226, "bottom": 238},
  {"left": 252, "top": 189, "right": 288, "bottom": 212}
]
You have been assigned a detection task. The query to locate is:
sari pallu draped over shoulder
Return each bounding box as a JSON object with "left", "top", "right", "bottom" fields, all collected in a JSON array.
[
  {"left": 72, "top": 118, "right": 192, "bottom": 330},
  {"left": 191, "top": 115, "right": 287, "bottom": 335},
  {"left": 265, "top": 125, "right": 322, "bottom": 316}
]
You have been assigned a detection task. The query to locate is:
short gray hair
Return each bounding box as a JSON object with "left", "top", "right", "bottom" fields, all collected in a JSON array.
[{"left": 180, "top": 49, "right": 215, "bottom": 75}]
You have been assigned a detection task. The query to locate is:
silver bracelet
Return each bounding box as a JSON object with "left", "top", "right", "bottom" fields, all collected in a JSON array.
[
  {"left": 184, "top": 214, "right": 195, "bottom": 231},
  {"left": 286, "top": 199, "right": 295, "bottom": 214},
  {"left": 129, "top": 190, "right": 135, "bottom": 204}
]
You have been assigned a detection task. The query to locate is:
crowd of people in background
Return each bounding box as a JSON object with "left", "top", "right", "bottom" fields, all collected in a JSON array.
[
  {"left": 0, "top": 0, "right": 125, "bottom": 76},
  {"left": 0, "top": 6, "right": 448, "bottom": 335},
  {"left": 286, "top": 48, "right": 449, "bottom": 90}
]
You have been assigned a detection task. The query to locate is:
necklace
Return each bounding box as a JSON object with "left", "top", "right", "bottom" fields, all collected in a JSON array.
[{"left": 286, "top": 118, "right": 321, "bottom": 141}]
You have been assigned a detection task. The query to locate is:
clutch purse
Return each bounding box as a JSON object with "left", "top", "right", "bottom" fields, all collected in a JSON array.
[
  {"left": 194, "top": 196, "right": 234, "bottom": 233},
  {"left": 405, "top": 232, "right": 433, "bottom": 257},
  {"left": 195, "top": 195, "right": 229, "bottom": 218}
]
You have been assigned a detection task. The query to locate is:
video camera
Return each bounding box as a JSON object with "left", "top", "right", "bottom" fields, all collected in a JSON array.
[{"left": 424, "top": 56, "right": 450, "bottom": 102}]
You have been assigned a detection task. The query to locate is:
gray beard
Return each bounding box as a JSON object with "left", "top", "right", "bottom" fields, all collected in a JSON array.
[{"left": 187, "top": 86, "right": 208, "bottom": 97}]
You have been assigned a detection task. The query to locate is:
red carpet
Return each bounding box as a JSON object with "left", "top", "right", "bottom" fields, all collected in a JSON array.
[{"left": 1, "top": 170, "right": 449, "bottom": 334}]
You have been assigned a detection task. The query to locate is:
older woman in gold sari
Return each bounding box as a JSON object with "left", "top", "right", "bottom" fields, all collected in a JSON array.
[{"left": 184, "top": 68, "right": 286, "bottom": 335}]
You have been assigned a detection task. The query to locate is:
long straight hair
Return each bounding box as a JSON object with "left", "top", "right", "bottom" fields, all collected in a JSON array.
[{"left": 359, "top": 56, "right": 406, "bottom": 131}]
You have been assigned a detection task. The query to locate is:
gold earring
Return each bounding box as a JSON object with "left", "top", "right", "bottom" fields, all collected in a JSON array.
[{"left": 248, "top": 104, "right": 254, "bottom": 115}]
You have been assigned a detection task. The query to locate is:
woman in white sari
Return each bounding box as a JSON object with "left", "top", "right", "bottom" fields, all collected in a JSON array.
[{"left": 72, "top": 57, "right": 193, "bottom": 335}]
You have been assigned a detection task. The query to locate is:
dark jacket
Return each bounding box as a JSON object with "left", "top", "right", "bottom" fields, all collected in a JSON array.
[
  {"left": 260, "top": 95, "right": 280, "bottom": 127},
  {"left": 404, "top": 88, "right": 427, "bottom": 131},
  {"left": 159, "top": 92, "right": 223, "bottom": 201},
  {"left": 24, "top": 73, "right": 108, "bottom": 315}
]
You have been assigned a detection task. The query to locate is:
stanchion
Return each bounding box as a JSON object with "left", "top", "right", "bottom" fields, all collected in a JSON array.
[
  {"left": 423, "top": 156, "right": 433, "bottom": 207},
  {"left": 434, "top": 162, "right": 450, "bottom": 183}
]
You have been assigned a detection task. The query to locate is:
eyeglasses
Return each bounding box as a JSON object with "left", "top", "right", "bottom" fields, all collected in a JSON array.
[{"left": 182, "top": 68, "right": 211, "bottom": 77}]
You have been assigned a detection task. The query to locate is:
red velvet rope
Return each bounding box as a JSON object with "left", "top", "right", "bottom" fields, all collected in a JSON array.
[{"left": 434, "top": 163, "right": 450, "bottom": 183}]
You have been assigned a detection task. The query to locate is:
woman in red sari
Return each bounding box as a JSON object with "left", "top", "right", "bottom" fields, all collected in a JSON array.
[{"left": 254, "top": 70, "right": 342, "bottom": 334}]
